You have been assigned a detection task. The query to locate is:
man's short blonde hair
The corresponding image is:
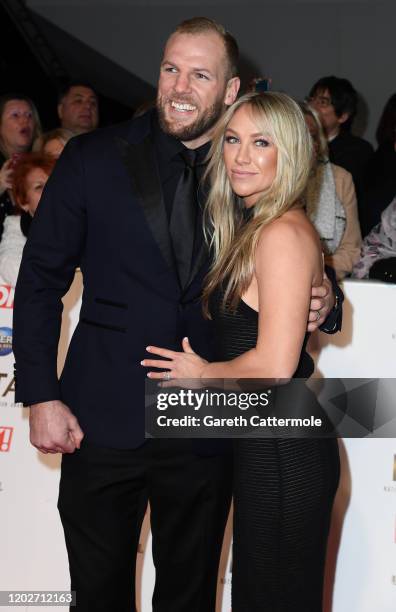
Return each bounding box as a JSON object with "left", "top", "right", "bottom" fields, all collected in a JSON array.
[{"left": 172, "top": 17, "right": 239, "bottom": 80}]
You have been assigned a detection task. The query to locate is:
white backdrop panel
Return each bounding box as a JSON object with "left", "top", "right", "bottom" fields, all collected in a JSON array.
[{"left": 1, "top": 277, "right": 395, "bottom": 611}]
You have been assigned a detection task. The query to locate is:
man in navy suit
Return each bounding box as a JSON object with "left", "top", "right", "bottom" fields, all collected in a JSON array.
[{"left": 13, "top": 17, "right": 340, "bottom": 612}]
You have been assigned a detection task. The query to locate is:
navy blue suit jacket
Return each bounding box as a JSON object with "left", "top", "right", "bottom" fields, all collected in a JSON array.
[{"left": 13, "top": 113, "right": 214, "bottom": 448}]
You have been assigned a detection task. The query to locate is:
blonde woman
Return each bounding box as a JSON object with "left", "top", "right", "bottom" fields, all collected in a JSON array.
[
  {"left": 301, "top": 102, "right": 362, "bottom": 279},
  {"left": 0, "top": 94, "right": 42, "bottom": 241},
  {"left": 33, "top": 127, "right": 74, "bottom": 159},
  {"left": 143, "top": 92, "right": 340, "bottom": 610}
]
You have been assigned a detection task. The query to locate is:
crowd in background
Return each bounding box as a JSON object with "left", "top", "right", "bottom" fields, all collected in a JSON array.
[{"left": 0, "top": 76, "right": 395, "bottom": 287}]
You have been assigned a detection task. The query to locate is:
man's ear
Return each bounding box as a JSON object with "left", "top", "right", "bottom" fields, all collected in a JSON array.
[
  {"left": 337, "top": 112, "right": 350, "bottom": 126},
  {"left": 224, "top": 77, "right": 240, "bottom": 106},
  {"left": 57, "top": 102, "right": 64, "bottom": 121}
]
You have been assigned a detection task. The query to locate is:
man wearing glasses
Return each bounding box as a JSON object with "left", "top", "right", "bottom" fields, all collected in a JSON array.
[{"left": 308, "top": 75, "right": 373, "bottom": 209}]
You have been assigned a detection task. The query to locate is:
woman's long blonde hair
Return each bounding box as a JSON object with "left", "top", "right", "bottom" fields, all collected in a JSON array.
[{"left": 202, "top": 91, "right": 313, "bottom": 316}]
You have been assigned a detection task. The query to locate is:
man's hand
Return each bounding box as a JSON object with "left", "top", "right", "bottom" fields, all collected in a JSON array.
[
  {"left": 29, "top": 400, "right": 84, "bottom": 454},
  {"left": 307, "top": 273, "right": 335, "bottom": 332}
]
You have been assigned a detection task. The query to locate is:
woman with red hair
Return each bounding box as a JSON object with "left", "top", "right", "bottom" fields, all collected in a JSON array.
[{"left": 0, "top": 152, "right": 55, "bottom": 285}]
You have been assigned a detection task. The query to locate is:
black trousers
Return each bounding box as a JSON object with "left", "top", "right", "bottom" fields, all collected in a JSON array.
[{"left": 58, "top": 439, "right": 232, "bottom": 612}]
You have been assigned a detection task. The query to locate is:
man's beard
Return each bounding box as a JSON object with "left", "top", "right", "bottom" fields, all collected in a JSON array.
[{"left": 157, "top": 94, "right": 226, "bottom": 143}]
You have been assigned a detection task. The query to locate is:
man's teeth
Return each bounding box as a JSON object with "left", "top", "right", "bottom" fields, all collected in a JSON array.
[{"left": 171, "top": 101, "right": 196, "bottom": 111}]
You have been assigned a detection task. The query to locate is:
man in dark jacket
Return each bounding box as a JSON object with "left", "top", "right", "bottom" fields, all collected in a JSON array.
[
  {"left": 13, "top": 18, "right": 341, "bottom": 612},
  {"left": 308, "top": 75, "right": 373, "bottom": 218}
]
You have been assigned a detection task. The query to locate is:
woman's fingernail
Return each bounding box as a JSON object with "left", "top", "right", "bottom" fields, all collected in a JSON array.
[
  {"left": 140, "top": 360, "right": 145, "bottom": 365},
  {"left": 146, "top": 346, "right": 151, "bottom": 351}
]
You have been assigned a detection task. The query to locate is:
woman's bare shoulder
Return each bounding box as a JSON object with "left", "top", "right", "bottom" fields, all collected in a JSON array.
[
  {"left": 255, "top": 209, "right": 323, "bottom": 285},
  {"left": 257, "top": 208, "right": 321, "bottom": 253}
]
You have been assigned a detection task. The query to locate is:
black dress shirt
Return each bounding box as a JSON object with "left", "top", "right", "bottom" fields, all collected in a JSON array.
[
  {"left": 151, "top": 113, "right": 211, "bottom": 282},
  {"left": 151, "top": 112, "right": 210, "bottom": 221}
]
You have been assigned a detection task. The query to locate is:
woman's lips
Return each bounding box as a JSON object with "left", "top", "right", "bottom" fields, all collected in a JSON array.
[{"left": 231, "top": 169, "right": 258, "bottom": 177}]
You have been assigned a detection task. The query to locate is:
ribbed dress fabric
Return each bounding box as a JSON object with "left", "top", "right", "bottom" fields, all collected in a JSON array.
[{"left": 211, "top": 293, "right": 340, "bottom": 612}]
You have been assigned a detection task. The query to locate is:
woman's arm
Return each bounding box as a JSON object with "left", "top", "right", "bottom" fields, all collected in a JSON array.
[
  {"left": 202, "top": 218, "right": 320, "bottom": 379},
  {"left": 143, "top": 216, "right": 321, "bottom": 380},
  {"left": 0, "top": 160, "right": 13, "bottom": 197}
]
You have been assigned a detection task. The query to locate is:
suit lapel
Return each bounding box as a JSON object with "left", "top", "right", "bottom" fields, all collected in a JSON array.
[
  {"left": 116, "top": 134, "right": 175, "bottom": 273},
  {"left": 116, "top": 114, "right": 209, "bottom": 292}
]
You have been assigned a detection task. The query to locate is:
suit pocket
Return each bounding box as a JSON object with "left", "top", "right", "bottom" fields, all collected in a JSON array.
[
  {"left": 94, "top": 297, "right": 128, "bottom": 309},
  {"left": 81, "top": 318, "right": 127, "bottom": 333}
]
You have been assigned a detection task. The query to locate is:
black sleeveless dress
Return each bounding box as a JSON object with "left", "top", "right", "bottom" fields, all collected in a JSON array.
[{"left": 211, "top": 292, "right": 340, "bottom": 612}]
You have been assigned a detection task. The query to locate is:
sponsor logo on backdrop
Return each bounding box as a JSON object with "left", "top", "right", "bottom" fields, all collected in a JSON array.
[
  {"left": 0, "top": 285, "right": 14, "bottom": 309},
  {"left": 0, "top": 372, "right": 17, "bottom": 407},
  {"left": 0, "top": 372, "right": 15, "bottom": 398},
  {"left": 0, "top": 372, "right": 15, "bottom": 397},
  {"left": 392, "top": 575, "right": 396, "bottom": 586},
  {"left": 393, "top": 455, "right": 396, "bottom": 481},
  {"left": 0, "top": 328, "right": 12, "bottom": 356},
  {"left": 0, "top": 481, "right": 3, "bottom": 492},
  {"left": 0, "top": 426, "right": 13, "bottom": 452}
]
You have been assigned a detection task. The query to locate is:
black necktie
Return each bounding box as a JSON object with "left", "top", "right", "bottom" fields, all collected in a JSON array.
[{"left": 170, "top": 148, "right": 199, "bottom": 289}]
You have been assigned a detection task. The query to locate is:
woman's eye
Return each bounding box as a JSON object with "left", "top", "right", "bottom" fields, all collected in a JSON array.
[
  {"left": 255, "top": 139, "right": 270, "bottom": 147},
  {"left": 225, "top": 135, "right": 238, "bottom": 144}
]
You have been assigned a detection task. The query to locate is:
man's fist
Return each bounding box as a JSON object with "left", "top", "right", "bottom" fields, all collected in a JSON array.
[{"left": 29, "top": 400, "right": 84, "bottom": 454}]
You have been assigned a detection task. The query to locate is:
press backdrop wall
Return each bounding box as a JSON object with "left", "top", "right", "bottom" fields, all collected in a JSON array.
[{"left": 1, "top": 276, "right": 396, "bottom": 611}]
